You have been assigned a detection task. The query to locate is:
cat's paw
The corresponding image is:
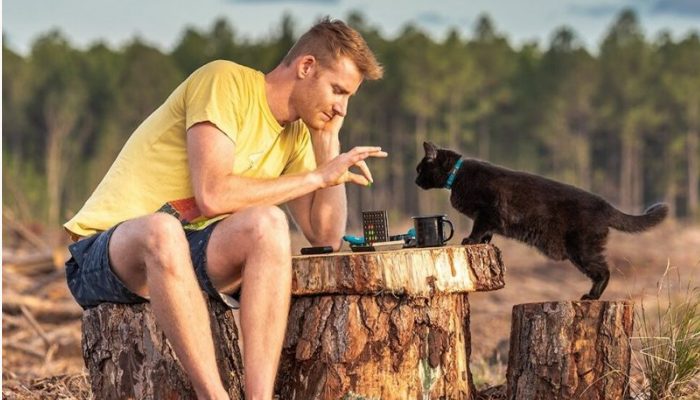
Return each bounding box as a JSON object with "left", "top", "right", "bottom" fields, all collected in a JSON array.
[
  {"left": 580, "top": 294, "right": 599, "bottom": 301},
  {"left": 461, "top": 237, "right": 479, "bottom": 245}
]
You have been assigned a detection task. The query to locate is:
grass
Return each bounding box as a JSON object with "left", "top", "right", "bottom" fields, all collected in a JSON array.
[
  {"left": 470, "top": 353, "right": 507, "bottom": 390},
  {"left": 632, "top": 262, "right": 700, "bottom": 400}
]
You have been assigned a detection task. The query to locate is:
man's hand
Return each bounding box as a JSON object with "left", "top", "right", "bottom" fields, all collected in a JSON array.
[
  {"left": 310, "top": 114, "right": 345, "bottom": 165},
  {"left": 315, "top": 146, "right": 388, "bottom": 188},
  {"left": 321, "top": 113, "right": 345, "bottom": 136}
]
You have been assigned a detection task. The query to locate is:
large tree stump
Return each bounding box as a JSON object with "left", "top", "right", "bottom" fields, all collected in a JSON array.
[
  {"left": 506, "top": 301, "right": 634, "bottom": 400},
  {"left": 82, "top": 297, "right": 244, "bottom": 399},
  {"left": 277, "top": 244, "right": 505, "bottom": 400}
]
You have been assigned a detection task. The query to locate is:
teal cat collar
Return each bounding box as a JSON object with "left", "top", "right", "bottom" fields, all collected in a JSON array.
[{"left": 445, "top": 159, "right": 463, "bottom": 190}]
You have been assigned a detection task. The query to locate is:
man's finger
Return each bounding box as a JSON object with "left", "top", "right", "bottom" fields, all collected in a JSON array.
[
  {"left": 340, "top": 170, "right": 351, "bottom": 183},
  {"left": 350, "top": 146, "right": 383, "bottom": 154},
  {"left": 370, "top": 150, "right": 388, "bottom": 158},
  {"left": 353, "top": 160, "right": 373, "bottom": 183},
  {"left": 345, "top": 171, "right": 370, "bottom": 186},
  {"left": 347, "top": 149, "right": 388, "bottom": 165}
]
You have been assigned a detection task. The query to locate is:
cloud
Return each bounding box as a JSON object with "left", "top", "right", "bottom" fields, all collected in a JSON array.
[
  {"left": 650, "top": 0, "right": 700, "bottom": 16},
  {"left": 415, "top": 11, "right": 449, "bottom": 27},
  {"left": 568, "top": 3, "right": 625, "bottom": 18},
  {"left": 569, "top": 0, "right": 700, "bottom": 18}
]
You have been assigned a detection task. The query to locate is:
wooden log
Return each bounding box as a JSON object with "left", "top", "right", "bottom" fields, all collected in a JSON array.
[
  {"left": 3, "top": 292, "right": 83, "bottom": 322},
  {"left": 506, "top": 301, "right": 634, "bottom": 400},
  {"left": 277, "top": 244, "right": 505, "bottom": 400},
  {"left": 290, "top": 244, "right": 505, "bottom": 296},
  {"left": 82, "top": 297, "right": 244, "bottom": 399}
]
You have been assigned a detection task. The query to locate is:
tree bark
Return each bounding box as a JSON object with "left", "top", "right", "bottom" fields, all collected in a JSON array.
[
  {"left": 506, "top": 301, "right": 634, "bottom": 400},
  {"left": 620, "top": 133, "right": 634, "bottom": 212},
  {"left": 478, "top": 122, "right": 490, "bottom": 162},
  {"left": 687, "top": 129, "right": 698, "bottom": 218},
  {"left": 279, "top": 293, "right": 472, "bottom": 400},
  {"left": 82, "top": 298, "right": 244, "bottom": 400},
  {"left": 664, "top": 133, "right": 678, "bottom": 219},
  {"left": 278, "top": 244, "right": 505, "bottom": 400},
  {"left": 390, "top": 114, "right": 406, "bottom": 219},
  {"left": 415, "top": 113, "right": 428, "bottom": 216}
]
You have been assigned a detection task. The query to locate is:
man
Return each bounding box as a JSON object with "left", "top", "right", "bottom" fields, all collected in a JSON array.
[{"left": 64, "top": 17, "right": 385, "bottom": 400}]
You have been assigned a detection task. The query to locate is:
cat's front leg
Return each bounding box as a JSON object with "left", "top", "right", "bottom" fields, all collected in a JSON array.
[
  {"left": 462, "top": 214, "right": 495, "bottom": 245},
  {"left": 462, "top": 233, "right": 493, "bottom": 245}
]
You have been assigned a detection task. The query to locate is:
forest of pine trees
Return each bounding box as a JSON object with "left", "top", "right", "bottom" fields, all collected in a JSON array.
[{"left": 3, "top": 10, "right": 699, "bottom": 235}]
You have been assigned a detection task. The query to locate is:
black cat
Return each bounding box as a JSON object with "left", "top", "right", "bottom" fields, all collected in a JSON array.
[{"left": 415, "top": 141, "right": 668, "bottom": 300}]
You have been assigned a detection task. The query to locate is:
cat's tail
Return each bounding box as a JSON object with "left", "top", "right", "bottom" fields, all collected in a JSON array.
[{"left": 608, "top": 203, "right": 669, "bottom": 233}]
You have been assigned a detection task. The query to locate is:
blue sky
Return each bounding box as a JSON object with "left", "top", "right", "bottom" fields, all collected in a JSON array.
[{"left": 3, "top": 0, "right": 700, "bottom": 55}]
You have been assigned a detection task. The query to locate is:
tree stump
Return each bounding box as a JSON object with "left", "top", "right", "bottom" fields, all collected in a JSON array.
[
  {"left": 506, "top": 301, "right": 634, "bottom": 400},
  {"left": 82, "top": 297, "right": 244, "bottom": 400},
  {"left": 277, "top": 244, "right": 505, "bottom": 400}
]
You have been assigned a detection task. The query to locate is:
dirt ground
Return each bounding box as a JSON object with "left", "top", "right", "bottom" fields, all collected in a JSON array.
[
  {"left": 2, "top": 221, "right": 699, "bottom": 398},
  {"left": 468, "top": 221, "right": 700, "bottom": 391}
]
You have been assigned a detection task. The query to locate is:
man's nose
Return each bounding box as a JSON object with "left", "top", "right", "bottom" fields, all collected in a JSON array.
[{"left": 332, "top": 100, "right": 347, "bottom": 117}]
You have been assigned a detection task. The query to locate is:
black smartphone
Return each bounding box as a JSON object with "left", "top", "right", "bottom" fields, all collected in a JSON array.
[{"left": 300, "top": 246, "right": 334, "bottom": 255}]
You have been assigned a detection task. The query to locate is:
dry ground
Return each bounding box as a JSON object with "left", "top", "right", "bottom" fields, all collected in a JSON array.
[{"left": 3, "top": 221, "right": 699, "bottom": 398}]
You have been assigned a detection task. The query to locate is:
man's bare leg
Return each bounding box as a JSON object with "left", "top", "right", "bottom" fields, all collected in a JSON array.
[
  {"left": 109, "top": 213, "right": 229, "bottom": 400},
  {"left": 206, "top": 206, "right": 292, "bottom": 400}
]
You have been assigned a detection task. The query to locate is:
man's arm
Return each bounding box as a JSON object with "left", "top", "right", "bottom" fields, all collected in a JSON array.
[
  {"left": 287, "top": 116, "right": 376, "bottom": 249},
  {"left": 187, "top": 121, "right": 384, "bottom": 221},
  {"left": 287, "top": 126, "right": 346, "bottom": 248}
]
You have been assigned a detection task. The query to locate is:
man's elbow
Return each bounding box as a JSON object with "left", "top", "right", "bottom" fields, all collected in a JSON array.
[
  {"left": 308, "top": 231, "right": 344, "bottom": 251},
  {"left": 197, "top": 200, "right": 219, "bottom": 219},
  {"left": 195, "top": 193, "right": 230, "bottom": 219}
]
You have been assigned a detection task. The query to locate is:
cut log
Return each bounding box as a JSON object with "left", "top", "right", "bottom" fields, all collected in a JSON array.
[
  {"left": 82, "top": 297, "right": 244, "bottom": 399},
  {"left": 277, "top": 244, "right": 505, "bottom": 400},
  {"left": 506, "top": 301, "right": 634, "bottom": 400},
  {"left": 3, "top": 292, "right": 83, "bottom": 322},
  {"left": 290, "top": 244, "right": 505, "bottom": 296}
]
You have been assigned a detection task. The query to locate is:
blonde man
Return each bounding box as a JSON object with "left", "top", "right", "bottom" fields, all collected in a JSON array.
[{"left": 64, "top": 17, "right": 385, "bottom": 400}]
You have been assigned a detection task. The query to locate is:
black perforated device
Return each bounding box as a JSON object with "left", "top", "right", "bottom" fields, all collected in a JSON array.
[{"left": 362, "top": 210, "right": 389, "bottom": 244}]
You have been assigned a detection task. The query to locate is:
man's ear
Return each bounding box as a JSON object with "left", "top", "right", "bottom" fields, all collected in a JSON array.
[
  {"left": 423, "top": 141, "right": 438, "bottom": 160},
  {"left": 297, "top": 55, "right": 316, "bottom": 79}
]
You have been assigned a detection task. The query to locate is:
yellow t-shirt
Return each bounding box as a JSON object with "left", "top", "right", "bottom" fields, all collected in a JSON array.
[{"left": 64, "top": 60, "right": 316, "bottom": 239}]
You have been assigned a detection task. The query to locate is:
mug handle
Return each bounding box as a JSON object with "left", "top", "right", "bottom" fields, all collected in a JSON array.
[{"left": 442, "top": 219, "right": 454, "bottom": 243}]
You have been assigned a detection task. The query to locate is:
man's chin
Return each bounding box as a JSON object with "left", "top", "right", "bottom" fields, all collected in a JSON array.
[{"left": 303, "top": 119, "right": 325, "bottom": 131}]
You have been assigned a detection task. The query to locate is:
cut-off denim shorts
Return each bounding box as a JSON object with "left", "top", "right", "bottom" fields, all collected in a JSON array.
[{"left": 65, "top": 221, "right": 240, "bottom": 309}]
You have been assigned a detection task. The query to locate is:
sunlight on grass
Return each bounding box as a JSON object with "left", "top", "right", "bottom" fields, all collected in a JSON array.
[
  {"left": 470, "top": 354, "right": 507, "bottom": 390},
  {"left": 631, "top": 262, "right": 700, "bottom": 400}
]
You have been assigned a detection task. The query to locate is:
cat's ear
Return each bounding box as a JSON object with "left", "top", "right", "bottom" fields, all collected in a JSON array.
[{"left": 423, "top": 141, "right": 438, "bottom": 160}]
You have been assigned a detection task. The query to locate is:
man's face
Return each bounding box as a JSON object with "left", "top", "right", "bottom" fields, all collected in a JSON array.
[{"left": 292, "top": 56, "right": 363, "bottom": 131}]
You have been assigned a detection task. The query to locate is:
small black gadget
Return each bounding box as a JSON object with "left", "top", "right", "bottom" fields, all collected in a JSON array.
[{"left": 300, "top": 246, "right": 334, "bottom": 255}]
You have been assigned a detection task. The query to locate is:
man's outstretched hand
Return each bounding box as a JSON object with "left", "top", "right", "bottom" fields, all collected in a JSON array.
[{"left": 315, "top": 146, "right": 388, "bottom": 188}]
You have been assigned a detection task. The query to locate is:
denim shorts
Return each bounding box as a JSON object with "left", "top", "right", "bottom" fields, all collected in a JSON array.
[{"left": 65, "top": 221, "right": 240, "bottom": 309}]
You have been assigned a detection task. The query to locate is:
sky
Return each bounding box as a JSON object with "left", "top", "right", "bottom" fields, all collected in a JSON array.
[{"left": 3, "top": 0, "right": 700, "bottom": 55}]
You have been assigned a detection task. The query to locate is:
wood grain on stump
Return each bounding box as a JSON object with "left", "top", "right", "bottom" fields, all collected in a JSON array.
[
  {"left": 277, "top": 244, "right": 505, "bottom": 400},
  {"left": 82, "top": 297, "right": 244, "bottom": 400},
  {"left": 506, "top": 301, "right": 634, "bottom": 400}
]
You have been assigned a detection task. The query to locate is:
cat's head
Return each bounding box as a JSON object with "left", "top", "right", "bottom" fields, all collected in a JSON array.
[{"left": 415, "top": 141, "right": 461, "bottom": 190}]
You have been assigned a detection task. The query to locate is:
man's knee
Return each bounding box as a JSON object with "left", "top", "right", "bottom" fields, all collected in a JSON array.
[
  {"left": 133, "top": 214, "right": 192, "bottom": 278},
  {"left": 108, "top": 213, "right": 190, "bottom": 295},
  {"left": 246, "top": 206, "right": 290, "bottom": 241},
  {"left": 141, "top": 213, "right": 186, "bottom": 251}
]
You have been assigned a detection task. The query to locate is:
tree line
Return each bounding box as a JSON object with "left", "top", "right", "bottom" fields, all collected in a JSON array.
[{"left": 3, "top": 9, "right": 699, "bottom": 236}]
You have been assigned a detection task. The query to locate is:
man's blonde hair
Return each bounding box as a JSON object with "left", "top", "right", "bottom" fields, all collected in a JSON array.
[{"left": 282, "top": 17, "right": 383, "bottom": 80}]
